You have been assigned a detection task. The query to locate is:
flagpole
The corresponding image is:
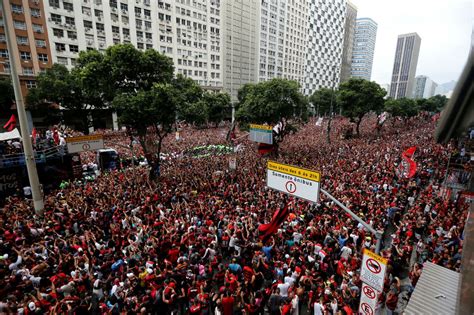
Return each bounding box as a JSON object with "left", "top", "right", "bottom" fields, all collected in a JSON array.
[{"left": 1, "top": 0, "right": 44, "bottom": 214}]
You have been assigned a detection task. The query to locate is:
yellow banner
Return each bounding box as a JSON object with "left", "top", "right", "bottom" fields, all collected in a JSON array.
[
  {"left": 250, "top": 124, "right": 273, "bottom": 131},
  {"left": 66, "top": 135, "right": 104, "bottom": 143},
  {"left": 267, "top": 161, "right": 320, "bottom": 182},
  {"left": 363, "top": 248, "right": 388, "bottom": 265}
]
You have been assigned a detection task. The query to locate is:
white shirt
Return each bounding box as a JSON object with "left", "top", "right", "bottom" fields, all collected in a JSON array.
[
  {"left": 314, "top": 302, "right": 324, "bottom": 315},
  {"left": 278, "top": 282, "right": 290, "bottom": 297},
  {"left": 340, "top": 246, "right": 352, "bottom": 260},
  {"left": 291, "top": 295, "right": 299, "bottom": 315}
]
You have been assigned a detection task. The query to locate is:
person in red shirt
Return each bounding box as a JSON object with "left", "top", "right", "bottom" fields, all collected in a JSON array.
[{"left": 221, "top": 290, "right": 234, "bottom": 315}]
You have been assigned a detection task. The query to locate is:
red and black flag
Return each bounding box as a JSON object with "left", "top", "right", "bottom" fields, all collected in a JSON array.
[{"left": 258, "top": 203, "right": 289, "bottom": 243}]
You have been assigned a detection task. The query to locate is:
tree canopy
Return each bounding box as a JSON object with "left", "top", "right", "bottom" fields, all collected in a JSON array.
[
  {"left": 309, "top": 87, "right": 337, "bottom": 117},
  {"left": 385, "top": 98, "right": 419, "bottom": 121},
  {"left": 0, "top": 77, "right": 14, "bottom": 113},
  {"left": 416, "top": 95, "right": 448, "bottom": 113},
  {"left": 338, "top": 78, "right": 386, "bottom": 135}
]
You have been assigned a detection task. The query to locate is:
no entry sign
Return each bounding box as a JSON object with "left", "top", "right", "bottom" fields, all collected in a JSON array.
[
  {"left": 358, "top": 283, "right": 378, "bottom": 315},
  {"left": 360, "top": 249, "right": 387, "bottom": 292}
]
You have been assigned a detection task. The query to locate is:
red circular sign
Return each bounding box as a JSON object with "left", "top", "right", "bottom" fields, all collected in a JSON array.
[
  {"left": 366, "top": 258, "right": 382, "bottom": 274},
  {"left": 363, "top": 285, "right": 376, "bottom": 299},
  {"left": 285, "top": 181, "right": 296, "bottom": 193},
  {"left": 82, "top": 143, "right": 91, "bottom": 151},
  {"left": 360, "top": 302, "right": 374, "bottom": 315}
]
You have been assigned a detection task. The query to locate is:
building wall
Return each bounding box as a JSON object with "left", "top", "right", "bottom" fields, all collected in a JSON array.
[
  {"left": 389, "top": 32, "right": 421, "bottom": 99},
  {"left": 43, "top": 0, "right": 223, "bottom": 90},
  {"left": 0, "top": 0, "right": 53, "bottom": 98},
  {"left": 415, "top": 75, "right": 438, "bottom": 99},
  {"left": 304, "top": 0, "right": 345, "bottom": 96},
  {"left": 339, "top": 0, "right": 356, "bottom": 83},
  {"left": 221, "top": 0, "right": 259, "bottom": 101},
  {"left": 350, "top": 17, "right": 377, "bottom": 81}
]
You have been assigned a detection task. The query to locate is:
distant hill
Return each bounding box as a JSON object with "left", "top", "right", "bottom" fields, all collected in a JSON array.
[{"left": 435, "top": 80, "right": 457, "bottom": 95}]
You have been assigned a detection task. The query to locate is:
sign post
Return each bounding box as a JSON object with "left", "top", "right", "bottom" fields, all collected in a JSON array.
[
  {"left": 360, "top": 248, "right": 388, "bottom": 292},
  {"left": 358, "top": 283, "right": 378, "bottom": 315},
  {"left": 266, "top": 161, "right": 321, "bottom": 203},
  {"left": 66, "top": 135, "right": 105, "bottom": 154},
  {"left": 249, "top": 124, "right": 273, "bottom": 145}
]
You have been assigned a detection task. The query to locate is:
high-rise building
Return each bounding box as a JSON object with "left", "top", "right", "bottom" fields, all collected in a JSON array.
[
  {"left": 339, "top": 1, "right": 357, "bottom": 83},
  {"left": 414, "top": 75, "right": 438, "bottom": 99},
  {"left": 304, "top": 0, "right": 346, "bottom": 96},
  {"left": 0, "top": 0, "right": 53, "bottom": 98},
  {"left": 221, "top": 0, "right": 259, "bottom": 101},
  {"left": 258, "top": 0, "right": 309, "bottom": 87},
  {"left": 350, "top": 17, "right": 377, "bottom": 81},
  {"left": 43, "top": 0, "right": 223, "bottom": 91},
  {"left": 389, "top": 32, "right": 421, "bottom": 99}
]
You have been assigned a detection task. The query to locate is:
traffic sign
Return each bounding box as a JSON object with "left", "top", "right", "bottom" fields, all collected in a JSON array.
[
  {"left": 66, "top": 135, "right": 104, "bottom": 154},
  {"left": 249, "top": 124, "right": 273, "bottom": 145},
  {"left": 266, "top": 161, "right": 321, "bottom": 203},
  {"left": 358, "top": 283, "right": 378, "bottom": 315},
  {"left": 360, "top": 249, "right": 387, "bottom": 292}
]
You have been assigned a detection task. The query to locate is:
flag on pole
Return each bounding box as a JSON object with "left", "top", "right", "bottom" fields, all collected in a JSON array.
[
  {"left": 396, "top": 146, "right": 417, "bottom": 178},
  {"left": 3, "top": 114, "right": 16, "bottom": 131},
  {"left": 258, "top": 204, "right": 289, "bottom": 243}
]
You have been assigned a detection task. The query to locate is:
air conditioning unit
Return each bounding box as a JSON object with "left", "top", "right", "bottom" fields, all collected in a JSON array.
[
  {"left": 87, "top": 40, "right": 94, "bottom": 45},
  {"left": 86, "top": 12, "right": 91, "bottom": 16},
  {"left": 111, "top": 7, "right": 117, "bottom": 12},
  {"left": 97, "top": 17, "right": 102, "bottom": 21},
  {"left": 99, "top": 42, "right": 105, "bottom": 47},
  {"left": 121, "top": 9, "right": 127, "bottom": 14}
]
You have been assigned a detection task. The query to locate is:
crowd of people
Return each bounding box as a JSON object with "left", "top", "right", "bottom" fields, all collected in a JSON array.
[{"left": 0, "top": 114, "right": 469, "bottom": 314}]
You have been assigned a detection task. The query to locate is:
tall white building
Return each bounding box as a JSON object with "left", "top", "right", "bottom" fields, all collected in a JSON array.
[
  {"left": 414, "top": 75, "right": 437, "bottom": 99},
  {"left": 221, "top": 0, "right": 259, "bottom": 101},
  {"left": 340, "top": 1, "right": 357, "bottom": 83},
  {"left": 258, "top": 0, "right": 309, "bottom": 86},
  {"left": 304, "top": 0, "right": 346, "bottom": 96},
  {"left": 351, "top": 17, "right": 377, "bottom": 81},
  {"left": 43, "top": 0, "right": 223, "bottom": 90}
]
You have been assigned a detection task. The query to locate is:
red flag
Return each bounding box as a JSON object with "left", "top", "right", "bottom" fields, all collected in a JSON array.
[
  {"left": 258, "top": 143, "right": 275, "bottom": 155},
  {"left": 258, "top": 204, "right": 289, "bottom": 243},
  {"left": 31, "top": 128, "right": 37, "bottom": 144},
  {"left": 397, "top": 147, "right": 417, "bottom": 178},
  {"left": 3, "top": 114, "right": 16, "bottom": 131},
  {"left": 53, "top": 128, "right": 59, "bottom": 144}
]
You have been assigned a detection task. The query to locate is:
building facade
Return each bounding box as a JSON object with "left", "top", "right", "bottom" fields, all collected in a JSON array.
[
  {"left": 0, "top": 0, "right": 53, "bottom": 98},
  {"left": 42, "top": 0, "right": 223, "bottom": 90},
  {"left": 389, "top": 32, "right": 421, "bottom": 99},
  {"left": 339, "top": 0, "right": 356, "bottom": 83},
  {"left": 350, "top": 17, "right": 377, "bottom": 81},
  {"left": 414, "top": 75, "right": 437, "bottom": 99},
  {"left": 304, "top": 0, "right": 346, "bottom": 96},
  {"left": 221, "top": 0, "right": 259, "bottom": 101}
]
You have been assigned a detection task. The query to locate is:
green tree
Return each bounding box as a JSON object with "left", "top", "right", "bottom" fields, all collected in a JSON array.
[
  {"left": 203, "top": 92, "right": 231, "bottom": 126},
  {"left": 428, "top": 95, "right": 448, "bottom": 112},
  {"left": 338, "top": 78, "right": 386, "bottom": 135},
  {"left": 236, "top": 78, "right": 308, "bottom": 150},
  {"left": 173, "top": 74, "right": 205, "bottom": 125},
  {"left": 0, "top": 77, "right": 14, "bottom": 113},
  {"left": 385, "top": 98, "right": 419, "bottom": 123},
  {"left": 309, "top": 88, "right": 337, "bottom": 116}
]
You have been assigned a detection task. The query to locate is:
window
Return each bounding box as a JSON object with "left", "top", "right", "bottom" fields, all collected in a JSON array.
[
  {"left": 145, "top": 21, "right": 151, "bottom": 29},
  {"left": 96, "top": 23, "right": 104, "bottom": 31},
  {"left": 135, "top": 7, "right": 141, "bottom": 16},
  {"left": 84, "top": 20, "right": 93, "bottom": 29},
  {"left": 137, "top": 42, "right": 144, "bottom": 49},
  {"left": 69, "top": 45, "right": 79, "bottom": 53},
  {"left": 49, "top": 0, "right": 60, "bottom": 8},
  {"left": 20, "top": 51, "right": 31, "bottom": 60},
  {"left": 3, "top": 62, "right": 11, "bottom": 73},
  {"left": 95, "top": 9, "right": 103, "bottom": 17},
  {"left": 67, "top": 31, "right": 77, "bottom": 39},
  {"left": 0, "top": 34, "right": 6, "bottom": 43},
  {"left": 26, "top": 80, "right": 37, "bottom": 89},
  {"left": 71, "top": 59, "right": 77, "bottom": 66},
  {"left": 51, "top": 14, "right": 61, "bottom": 23},
  {"left": 0, "top": 49, "right": 9, "bottom": 58},
  {"left": 55, "top": 43, "right": 66, "bottom": 51},
  {"left": 35, "top": 39, "right": 46, "bottom": 47},
  {"left": 145, "top": 33, "right": 152, "bottom": 39},
  {"left": 136, "top": 31, "right": 143, "bottom": 38},
  {"left": 57, "top": 57, "right": 68, "bottom": 65},
  {"left": 23, "top": 67, "right": 34, "bottom": 75},
  {"left": 112, "top": 26, "right": 119, "bottom": 33},
  {"left": 14, "top": 20, "right": 26, "bottom": 30},
  {"left": 11, "top": 4, "right": 23, "bottom": 14},
  {"left": 109, "top": 0, "right": 117, "bottom": 8},
  {"left": 144, "top": 9, "right": 151, "bottom": 17},
  {"left": 123, "top": 28, "right": 130, "bottom": 36},
  {"left": 38, "top": 53, "right": 48, "bottom": 62},
  {"left": 120, "top": 3, "right": 128, "bottom": 11},
  {"left": 65, "top": 16, "right": 75, "bottom": 25},
  {"left": 146, "top": 44, "right": 153, "bottom": 49},
  {"left": 17, "top": 36, "right": 29, "bottom": 45},
  {"left": 53, "top": 28, "right": 64, "bottom": 37},
  {"left": 32, "top": 24, "right": 43, "bottom": 33},
  {"left": 63, "top": 2, "right": 74, "bottom": 11}
]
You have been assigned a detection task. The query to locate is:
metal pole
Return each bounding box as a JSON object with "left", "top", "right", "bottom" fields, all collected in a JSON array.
[
  {"left": 231, "top": 103, "right": 235, "bottom": 124},
  {"left": 321, "top": 188, "right": 383, "bottom": 253},
  {"left": 1, "top": 0, "right": 44, "bottom": 215},
  {"left": 327, "top": 66, "right": 337, "bottom": 144}
]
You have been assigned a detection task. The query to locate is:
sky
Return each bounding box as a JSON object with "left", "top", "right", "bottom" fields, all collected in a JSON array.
[{"left": 353, "top": 0, "right": 472, "bottom": 86}]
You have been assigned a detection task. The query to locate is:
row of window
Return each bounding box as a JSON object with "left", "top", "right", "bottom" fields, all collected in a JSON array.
[{"left": 10, "top": 4, "right": 42, "bottom": 18}]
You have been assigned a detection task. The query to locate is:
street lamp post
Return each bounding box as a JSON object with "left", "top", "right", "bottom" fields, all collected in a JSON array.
[
  {"left": 0, "top": 0, "right": 44, "bottom": 214},
  {"left": 327, "top": 66, "right": 338, "bottom": 144}
]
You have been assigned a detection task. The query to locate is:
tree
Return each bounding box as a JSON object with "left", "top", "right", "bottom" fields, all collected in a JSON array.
[
  {"left": 236, "top": 78, "right": 308, "bottom": 150},
  {"left": 203, "top": 92, "right": 231, "bottom": 126},
  {"left": 0, "top": 77, "right": 14, "bottom": 113},
  {"left": 338, "top": 78, "right": 386, "bottom": 135},
  {"left": 174, "top": 74, "right": 205, "bottom": 126},
  {"left": 385, "top": 98, "right": 419, "bottom": 123},
  {"left": 428, "top": 95, "right": 448, "bottom": 112}
]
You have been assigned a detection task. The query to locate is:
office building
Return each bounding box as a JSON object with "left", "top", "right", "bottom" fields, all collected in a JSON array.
[
  {"left": 0, "top": 0, "right": 53, "bottom": 98},
  {"left": 389, "top": 32, "right": 421, "bottom": 99},
  {"left": 304, "top": 0, "right": 346, "bottom": 96},
  {"left": 414, "top": 75, "right": 438, "bottom": 99},
  {"left": 350, "top": 17, "right": 377, "bottom": 81},
  {"left": 43, "top": 0, "right": 223, "bottom": 90},
  {"left": 340, "top": 1, "right": 356, "bottom": 83},
  {"left": 221, "top": 0, "right": 259, "bottom": 101}
]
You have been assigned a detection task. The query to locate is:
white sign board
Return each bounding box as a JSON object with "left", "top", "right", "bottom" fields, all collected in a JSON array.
[
  {"left": 358, "top": 283, "right": 379, "bottom": 315},
  {"left": 266, "top": 161, "right": 321, "bottom": 203},
  {"left": 249, "top": 124, "right": 273, "bottom": 145},
  {"left": 229, "top": 156, "right": 236, "bottom": 170},
  {"left": 360, "top": 248, "right": 388, "bottom": 292},
  {"left": 66, "top": 135, "right": 104, "bottom": 154}
]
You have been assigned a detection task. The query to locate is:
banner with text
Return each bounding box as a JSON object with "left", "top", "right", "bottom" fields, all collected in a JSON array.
[{"left": 66, "top": 135, "right": 104, "bottom": 154}]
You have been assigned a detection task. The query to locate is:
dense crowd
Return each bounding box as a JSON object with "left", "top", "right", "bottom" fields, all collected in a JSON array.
[{"left": 0, "top": 114, "right": 469, "bottom": 314}]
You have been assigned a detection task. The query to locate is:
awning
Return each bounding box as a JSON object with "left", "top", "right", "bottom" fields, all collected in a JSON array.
[
  {"left": 405, "top": 261, "right": 460, "bottom": 315},
  {"left": 0, "top": 128, "right": 21, "bottom": 141}
]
